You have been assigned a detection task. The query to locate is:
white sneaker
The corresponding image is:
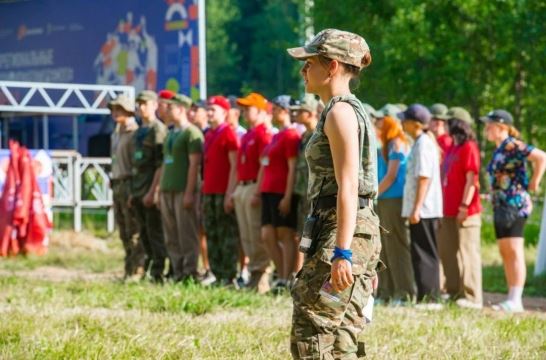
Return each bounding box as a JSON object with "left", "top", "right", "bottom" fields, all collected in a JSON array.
[
  {"left": 240, "top": 267, "right": 250, "bottom": 284},
  {"left": 456, "top": 298, "right": 483, "bottom": 310},
  {"left": 199, "top": 270, "right": 217, "bottom": 286},
  {"left": 492, "top": 300, "right": 524, "bottom": 313}
]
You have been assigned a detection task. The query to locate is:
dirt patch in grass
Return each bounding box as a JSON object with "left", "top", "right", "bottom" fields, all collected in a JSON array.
[
  {"left": 0, "top": 266, "right": 120, "bottom": 282},
  {"left": 49, "top": 231, "right": 110, "bottom": 252}
]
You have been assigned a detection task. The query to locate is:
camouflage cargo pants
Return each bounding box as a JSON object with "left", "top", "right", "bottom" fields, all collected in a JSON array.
[
  {"left": 112, "top": 178, "right": 145, "bottom": 276},
  {"left": 291, "top": 206, "right": 382, "bottom": 360},
  {"left": 202, "top": 194, "right": 239, "bottom": 282}
]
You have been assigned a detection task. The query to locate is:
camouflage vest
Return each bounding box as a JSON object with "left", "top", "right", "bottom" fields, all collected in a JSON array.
[{"left": 305, "top": 94, "right": 377, "bottom": 201}]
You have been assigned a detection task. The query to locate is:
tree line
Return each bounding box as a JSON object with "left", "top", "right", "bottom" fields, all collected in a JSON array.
[{"left": 206, "top": 0, "right": 546, "bottom": 147}]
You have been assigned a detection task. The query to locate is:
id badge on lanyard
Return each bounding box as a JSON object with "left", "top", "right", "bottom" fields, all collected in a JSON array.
[
  {"left": 164, "top": 155, "right": 174, "bottom": 165},
  {"left": 261, "top": 132, "right": 279, "bottom": 167}
]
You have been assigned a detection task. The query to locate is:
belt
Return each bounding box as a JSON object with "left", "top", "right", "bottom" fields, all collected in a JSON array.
[
  {"left": 314, "top": 195, "right": 373, "bottom": 211},
  {"left": 239, "top": 180, "right": 257, "bottom": 185}
]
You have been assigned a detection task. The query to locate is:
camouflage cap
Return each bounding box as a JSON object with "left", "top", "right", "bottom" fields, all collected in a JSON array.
[
  {"left": 444, "top": 107, "right": 473, "bottom": 124},
  {"left": 108, "top": 94, "right": 135, "bottom": 114},
  {"left": 167, "top": 94, "right": 193, "bottom": 109},
  {"left": 136, "top": 90, "right": 158, "bottom": 102},
  {"left": 430, "top": 103, "right": 449, "bottom": 119},
  {"left": 290, "top": 94, "right": 319, "bottom": 113},
  {"left": 372, "top": 103, "right": 400, "bottom": 119},
  {"left": 287, "top": 28, "right": 370, "bottom": 69}
]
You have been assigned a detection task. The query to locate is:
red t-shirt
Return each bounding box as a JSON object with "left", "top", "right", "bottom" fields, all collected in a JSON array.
[
  {"left": 442, "top": 141, "right": 482, "bottom": 217},
  {"left": 437, "top": 133, "right": 454, "bottom": 162},
  {"left": 260, "top": 128, "right": 300, "bottom": 194},
  {"left": 203, "top": 123, "right": 239, "bottom": 194},
  {"left": 237, "top": 123, "right": 272, "bottom": 182}
]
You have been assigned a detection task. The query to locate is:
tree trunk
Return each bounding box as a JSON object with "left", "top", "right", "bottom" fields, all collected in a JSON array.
[{"left": 513, "top": 60, "right": 526, "bottom": 138}]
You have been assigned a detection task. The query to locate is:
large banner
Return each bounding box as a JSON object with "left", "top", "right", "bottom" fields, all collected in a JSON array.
[{"left": 0, "top": 0, "right": 202, "bottom": 98}]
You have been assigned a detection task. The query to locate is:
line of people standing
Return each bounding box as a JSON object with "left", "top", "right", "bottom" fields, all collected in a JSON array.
[
  {"left": 371, "top": 102, "right": 546, "bottom": 311},
  {"left": 108, "top": 89, "right": 321, "bottom": 292}
]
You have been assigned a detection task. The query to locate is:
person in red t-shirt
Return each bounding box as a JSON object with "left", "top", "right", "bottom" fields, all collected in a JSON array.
[
  {"left": 232, "top": 92, "right": 273, "bottom": 293},
  {"left": 202, "top": 95, "right": 240, "bottom": 284},
  {"left": 260, "top": 95, "right": 301, "bottom": 290},
  {"left": 437, "top": 107, "right": 483, "bottom": 309},
  {"left": 429, "top": 103, "right": 453, "bottom": 168}
]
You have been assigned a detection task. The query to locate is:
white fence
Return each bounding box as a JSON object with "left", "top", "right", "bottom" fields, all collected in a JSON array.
[{"left": 51, "top": 151, "right": 114, "bottom": 233}]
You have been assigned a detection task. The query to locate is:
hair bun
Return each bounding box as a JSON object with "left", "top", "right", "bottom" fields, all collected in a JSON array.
[{"left": 361, "top": 52, "right": 372, "bottom": 68}]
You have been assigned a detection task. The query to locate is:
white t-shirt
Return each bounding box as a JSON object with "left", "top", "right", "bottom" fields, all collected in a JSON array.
[{"left": 402, "top": 133, "right": 443, "bottom": 219}]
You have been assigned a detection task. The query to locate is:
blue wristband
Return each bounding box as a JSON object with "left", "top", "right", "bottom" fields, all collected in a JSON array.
[{"left": 331, "top": 247, "right": 353, "bottom": 264}]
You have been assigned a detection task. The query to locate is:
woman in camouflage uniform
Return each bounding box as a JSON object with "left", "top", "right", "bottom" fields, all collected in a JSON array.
[{"left": 287, "top": 29, "right": 382, "bottom": 359}]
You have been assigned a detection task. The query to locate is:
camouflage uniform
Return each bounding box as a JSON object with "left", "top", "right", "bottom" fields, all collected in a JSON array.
[
  {"left": 295, "top": 130, "right": 313, "bottom": 232},
  {"left": 202, "top": 194, "right": 239, "bottom": 282},
  {"left": 110, "top": 116, "right": 145, "bottom": 277},
  {"left": 131, "top": 116, "right": 168, "bottom": 280},
  {"left": 290, "top": 94, "right": 381, "bottom": 359}
]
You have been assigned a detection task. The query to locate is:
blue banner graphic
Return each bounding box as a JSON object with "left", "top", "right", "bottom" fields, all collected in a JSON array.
[{"left": 0, "top": 0, "right": 201, "bottom": 98}]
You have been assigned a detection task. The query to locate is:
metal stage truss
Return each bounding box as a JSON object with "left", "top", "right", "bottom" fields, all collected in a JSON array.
[
  {"left": 0, "top": 80, "right": 134, "bottom": 115},
  {"left": 0, "top": 80, "right": 134, "bottom": 233}
]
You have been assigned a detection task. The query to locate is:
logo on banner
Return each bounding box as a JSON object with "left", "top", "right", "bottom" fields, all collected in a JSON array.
[
  {"left": 165, "top": 0, "right": 195, "bottom": 48},
  {"left": 94, "top": 12, "right": 158, "bottom": 92},
  {"left": 17, "top": 24, "right": 44, "bottom": 40}
]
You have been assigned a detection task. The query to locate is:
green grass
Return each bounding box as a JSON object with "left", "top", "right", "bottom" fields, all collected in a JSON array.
[
  {"left": 0, "top": 274, "right": 544, "bottom": 359},
  {"left": 53, "top": 208, "right": 110, "bottom": 239},
  {"left": 0, "top": 223, "right": 545, "bottom": 358},
  {"left": 0, "top": 276, "right": 282, "bottom": 316}
]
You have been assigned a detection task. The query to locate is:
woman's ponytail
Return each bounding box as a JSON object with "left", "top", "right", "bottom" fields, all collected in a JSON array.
[{"left": 508, "top": 126, "right": 520, "bottom": 139}]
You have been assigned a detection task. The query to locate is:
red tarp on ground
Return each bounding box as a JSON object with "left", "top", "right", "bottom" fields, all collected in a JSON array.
[{"left": 0, "top": 141, "right": 51, "bottom": 256}]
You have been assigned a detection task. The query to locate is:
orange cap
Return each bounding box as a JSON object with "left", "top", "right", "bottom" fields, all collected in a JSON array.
[{"left": 236, "top": 92, "right": 268, "bottom": 111}]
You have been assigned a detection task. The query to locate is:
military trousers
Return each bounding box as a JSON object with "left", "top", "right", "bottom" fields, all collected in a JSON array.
[
  {"left": 438, "top": 215, "right": 482, "bottom": 304},
  {"left": 160, "top": 191, "right": 200, "bottom": 280},
  {"left": 376, "top": 198, "right": 416, "bottom": 301},
  {"left": 202, "top": 194, "right": 239, "bottom": 282},
  {"left": 112, "top": 178, "right": 145, "bottom": 276},
  {"left": 132, "top": 196, "right": 168, "bottom": 279},
  {"left": 291, "top": 206, "right": 381, "bottom": 360}
]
